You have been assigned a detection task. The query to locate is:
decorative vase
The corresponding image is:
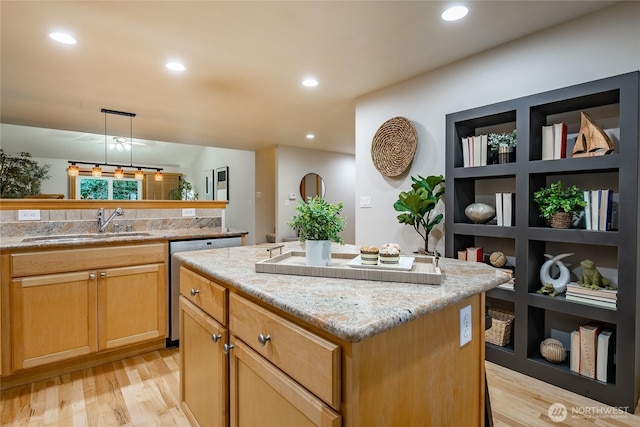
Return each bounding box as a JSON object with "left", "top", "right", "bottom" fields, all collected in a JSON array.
[
  {"left": 464, "top": 202, "right": 496, "bottom": 224},
  {"left": 305, "top": 240, "right": 331, "bottom": 266},
  {"left": 498, "top": 146, "right": 515, "bottom": 164},
  {"left": 549, "top": 212, "right": 572, "bottom": 229}
]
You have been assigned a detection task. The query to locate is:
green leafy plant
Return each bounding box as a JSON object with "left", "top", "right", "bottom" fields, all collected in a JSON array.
[
  {"left": 0, "top": 149, "right": 50, "bottom": 198},
  {"left": 487, "top": 130, "right": 517, "bottom": 150},
  {"left": 169, "top": 179, "right": 198, "bottom": 200},
  {"left": 393, "top": 175, "right": 445, "bottom": 253},
  {"left": 533, "top": 180, "right": 586, "bottom": 219},
  {"left": 288, "top": 196, "right": 345, "bottom": 244}
]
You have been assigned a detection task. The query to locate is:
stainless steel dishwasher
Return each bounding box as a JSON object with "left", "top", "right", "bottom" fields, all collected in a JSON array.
[{"left": 168, "top": 237, "right": 242, "bottom": 346}]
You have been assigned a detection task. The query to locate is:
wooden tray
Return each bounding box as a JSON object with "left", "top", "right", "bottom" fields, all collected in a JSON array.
[{"left": 255, "top": 251, "right": 441, "bottom": 285}]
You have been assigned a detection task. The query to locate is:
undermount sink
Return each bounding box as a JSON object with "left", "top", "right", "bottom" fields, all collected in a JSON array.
[{"left": 22, "top": 232, "right": 152, "bottom": 243}]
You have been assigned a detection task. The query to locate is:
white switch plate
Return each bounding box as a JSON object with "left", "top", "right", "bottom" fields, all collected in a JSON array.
[
  {"left": 18, "top": 210, "right": 41, "bottom": 221},
  {"left": 459, "top": 305, "right": 472, "bottom": 347},
  {"left": 360, "top": 196, "right": 372, "bottom": 208},
  {"left": 288, "top": 193, "right": 297, "bottom": 200},
  {"left": 182, "top": 208, "right": 196, "bottom": 217}
]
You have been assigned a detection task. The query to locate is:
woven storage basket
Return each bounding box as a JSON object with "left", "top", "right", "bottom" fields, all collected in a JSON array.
[
  {"left": 371, "top": 116, "right": 417, "bottom": 177},
  {"left": 486, "top": 308, "right": 515, "bottom": 346},
  {"left": 549, "top": 212, "right": 572, "bottom": 229}
]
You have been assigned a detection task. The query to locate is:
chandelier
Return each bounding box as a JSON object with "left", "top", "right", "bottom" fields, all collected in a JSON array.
[{"left": 67, "top": 108, "right": 162, "bottom": 180}]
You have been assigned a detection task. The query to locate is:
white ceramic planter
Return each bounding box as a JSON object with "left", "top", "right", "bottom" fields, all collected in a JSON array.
[{"left": 305, "top": 240, "right": 331, "bottom": 266}]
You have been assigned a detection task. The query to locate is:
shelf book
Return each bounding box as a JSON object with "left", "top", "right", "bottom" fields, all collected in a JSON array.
[
  {"left": 565, "top": 283, "right": 617, "bottom": 310},
  {"left": 570, "top": 323, "right": 616, "bottom": 383},
  {"left": 494, "top": 192, "right": 514, "bottom": 226},
  {"left": 461, "top": 134, "right": 488, "bottom": 167},
  {"left": 583, "top": 189, "right": 614, "bottom": 231},
  {"left": 542, "top": 122, "right": 568, "bottom": 160}
]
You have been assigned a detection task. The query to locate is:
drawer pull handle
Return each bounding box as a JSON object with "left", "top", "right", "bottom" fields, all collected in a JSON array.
[
  {"left": 223, "top": 343, "right": 234, "bottom": 354},
  {"left": 258, "top": 334, "right": 271, "bottom": 346},
  {"left": 211, "top": 334, "right": 222, "bottom": 343},
  {"left": 100, "top": 272, "right": 106, "bottom": 278},
  {"left": 190, "top": 289, "right": 200, "bottom": 296},
  {"left": 89, "top": 273, "right": 96, "bottom": 280}
]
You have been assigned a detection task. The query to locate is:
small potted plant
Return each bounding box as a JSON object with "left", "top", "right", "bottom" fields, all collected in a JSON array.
[
  {"left": 488, "top": 130, "right": 517, "bottom": 164},
  {"left": 533, "top": 180, "right": 586, "bottom": 229},
  {"left": 393, "top": 175, "right": 445, "bottom": 254},
  {"left": 288, "top": 196, "right": 346, "bottom": 266}
]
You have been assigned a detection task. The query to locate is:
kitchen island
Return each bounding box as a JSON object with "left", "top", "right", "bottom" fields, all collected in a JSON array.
[{"left": 176, "top": 242, "right": 509, "bottom": 427}]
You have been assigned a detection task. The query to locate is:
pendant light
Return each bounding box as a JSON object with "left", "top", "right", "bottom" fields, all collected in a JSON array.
[
  {"left": 67, "top": 162, "right": 80, "bottom": 176},
  {"left": 92, "top": 164, "right": 103, "bottom": 177},
  {"left": 154, "top": 169, "right": 163, "bottom": 181},
  {"left": 113, "top": 167, "right": 125, "bottom": 179},
  {"left": 135, "top": 168, "right": 144, "bottom": 180}
]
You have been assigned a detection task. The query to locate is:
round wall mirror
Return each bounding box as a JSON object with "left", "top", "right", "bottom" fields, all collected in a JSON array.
[{"left": 300, "top": 173, "right": 326, "bottom": 201}]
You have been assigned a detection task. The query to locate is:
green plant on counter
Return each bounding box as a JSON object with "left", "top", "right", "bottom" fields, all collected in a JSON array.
[
  {"left": 533, "top": 180, "right": 586, "bottom": 219},
  {"left": 169, "top": 179, "right": 198, "bottom": 200},
  {"left": 0, "top": 149, "right": 50, "bottom": 198},
  {"left": 393, "top": 174, "right": 445, "bottom": 253},
  {"left": 288, "top": 196, "right": 345, "bottom": 244},
  {"left": 487, "top": 130, "right": 517, "bottom": 150}
]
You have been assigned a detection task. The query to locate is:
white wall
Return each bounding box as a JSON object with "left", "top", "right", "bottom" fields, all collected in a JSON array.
[
  {"left": 192, "top": 147, "right": 256, "bottom": 245},
  {"left": 355, "top": 2, "right": 640, "bottom": 254},
  {"left": 276, "top": 145, "right": 355, "bottom": 244},
  {"left": 255, "top": 146, "right": 276, "bottom": 244}
]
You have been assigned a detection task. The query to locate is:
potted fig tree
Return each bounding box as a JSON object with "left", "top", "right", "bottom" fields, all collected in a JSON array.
[
  {"left": 393, "top": 174, "right": 445, "bottom": 254},
  {"left": 288, "top": 196, "right": 346, "bottom": 266}
]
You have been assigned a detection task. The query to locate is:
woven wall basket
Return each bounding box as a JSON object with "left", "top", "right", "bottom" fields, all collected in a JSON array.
[{"left": 371, "top": 116, "right": 417, "bottom": 177}]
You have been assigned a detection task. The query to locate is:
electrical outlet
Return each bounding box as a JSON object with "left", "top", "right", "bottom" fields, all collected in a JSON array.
[
  {"left": 181, "top": 208, "right": 196, "bottom": 217},
  {"left": 459, "top": 305, "right": 472, "bottom": 347},
  {"left": 288, "top": 193, "right": 297, "bottom": 200},
  {"left": 18, "top": 210, "right": 41, "bottom": 221}
]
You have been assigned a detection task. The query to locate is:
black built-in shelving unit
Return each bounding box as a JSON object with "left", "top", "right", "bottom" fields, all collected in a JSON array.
[{"left": 445, "top": 72, "right": 639, "bottom": 411}]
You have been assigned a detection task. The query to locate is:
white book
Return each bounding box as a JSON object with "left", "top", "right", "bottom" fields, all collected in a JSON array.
[
  {"left": 495, "top": 192, "right": 503, "bottom": 226},
  {"left": 503, "top": 192, "right": 513, "bottom": 227},
  {"left": 583, "top": 191, "right": 592, "bottom": 230},
  {"left": 462, "top": 137, "right": 470, "bottom": 167},
  {"left": 591, "top": 189, "right": 601, "bottom": 231},
  {"left": 542, "top": 125, "right": 554, "bottom": 160},
  {"left": 480, "top": 134, "right": 488, "bottom": 166},
  {"left": 552, "top": 122, "right": 567, "bottom": 159},
  {"left": 473, "top": 135, "right": 482, "bottom": 167},
  {"left": 596, "top": 330, "right": 614, "bottom": 383}
]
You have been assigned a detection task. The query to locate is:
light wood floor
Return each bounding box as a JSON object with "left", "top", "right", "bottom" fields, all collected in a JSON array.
[{"left": 1, "top": 348, "right": 639, "bottom": 426}]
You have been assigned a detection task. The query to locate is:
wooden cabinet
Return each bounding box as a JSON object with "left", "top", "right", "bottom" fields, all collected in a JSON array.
[
  {"left": 445, "top": 72, "right": 639, "bottom": 410},
  {"left": 179, "top": 264, "right": 486, "bottom": 426},
  {"left": 180, "top": 296, "right": 228, "bottom": 427},
  {"left": 4, "top": 243, "right": 167, "bottom": 380},
  {"left": 11, "top": 271, "right": 97, "bottom": 370},
  {"left": 179, "top": 266, "right": 229, "bottom": 427}
]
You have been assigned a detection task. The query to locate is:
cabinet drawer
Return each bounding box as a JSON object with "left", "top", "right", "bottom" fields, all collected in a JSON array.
[
  {"left": 11, "top": 243, "right": 166, "bottom": 277},
  {"left": 180, "top": 266, "right": 227, "bottom": 325},
  {"left": 229, "top": 293, "right": 340, "bottom": 409}
]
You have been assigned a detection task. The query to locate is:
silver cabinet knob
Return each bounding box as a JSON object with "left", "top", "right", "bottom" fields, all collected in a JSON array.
[
  {"left": 89, "top": 273, "right": 96, "bottom": 280},
  {"left": 190, "top": 289, "right": 200, "bottom": 296},
  {"left": 258, "top": 334, "right": 271, "bottom": 346},
  {"left": 100, "top": 272, "right": 106, "bottom": 278},
  {"left": 223, "top": 343, "right": 234, "bottom": 354},
  {"left": 211, "top": 334, "right": 222, "bottom": 343}
]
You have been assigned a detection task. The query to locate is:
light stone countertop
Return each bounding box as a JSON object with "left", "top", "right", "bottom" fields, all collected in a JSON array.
[
  {"left": 0, "top": 227, "right": 247, "bottom": 251},
  {"left": 176, "top": 242, "right": 511, "bottom": 343}
]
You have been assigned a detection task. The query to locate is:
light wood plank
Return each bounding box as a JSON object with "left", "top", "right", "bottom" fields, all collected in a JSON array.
[{"left": 1, "top": 348, "right": 639, "bottom": 426}]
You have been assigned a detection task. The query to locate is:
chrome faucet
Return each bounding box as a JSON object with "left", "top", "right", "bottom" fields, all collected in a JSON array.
[{"left": 97, "top": 207, "right": 124, "bottom": 233}]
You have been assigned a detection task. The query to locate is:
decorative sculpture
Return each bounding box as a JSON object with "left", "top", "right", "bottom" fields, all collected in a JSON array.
[
  {"left": 571, "top": 112, "right": 614, "bottom": 157},
  {"left": 538, "top": 253, "right": 573, "bottom": 296},
  {"left": 577, "top": 259, "right": 614, "bottom": 289}
]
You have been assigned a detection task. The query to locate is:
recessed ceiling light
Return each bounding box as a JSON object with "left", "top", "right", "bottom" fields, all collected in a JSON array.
[
  {"left": 302, "top": 78, "right": 318, "bottom": 88},
  {"left": 49, "top": 32, "right": 77, "bottom": 45},
  {"left": 441, "top": 5, "right": 469, "bottom": 21},
  {"left": 306, "top": 133, "right": 315, "bottom": 140},
  {"left": 166, "top": 62, "right": 186, "bottom": 72}
]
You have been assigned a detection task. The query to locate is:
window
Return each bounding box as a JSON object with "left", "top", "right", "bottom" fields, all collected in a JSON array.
[{"left": 77, "top": 176, "right": 142, "bottom": 200}]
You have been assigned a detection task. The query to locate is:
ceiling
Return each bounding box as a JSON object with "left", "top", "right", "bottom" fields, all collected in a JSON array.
[{"left": 0, "top": 1, "right": 620, "bottom": 157}]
